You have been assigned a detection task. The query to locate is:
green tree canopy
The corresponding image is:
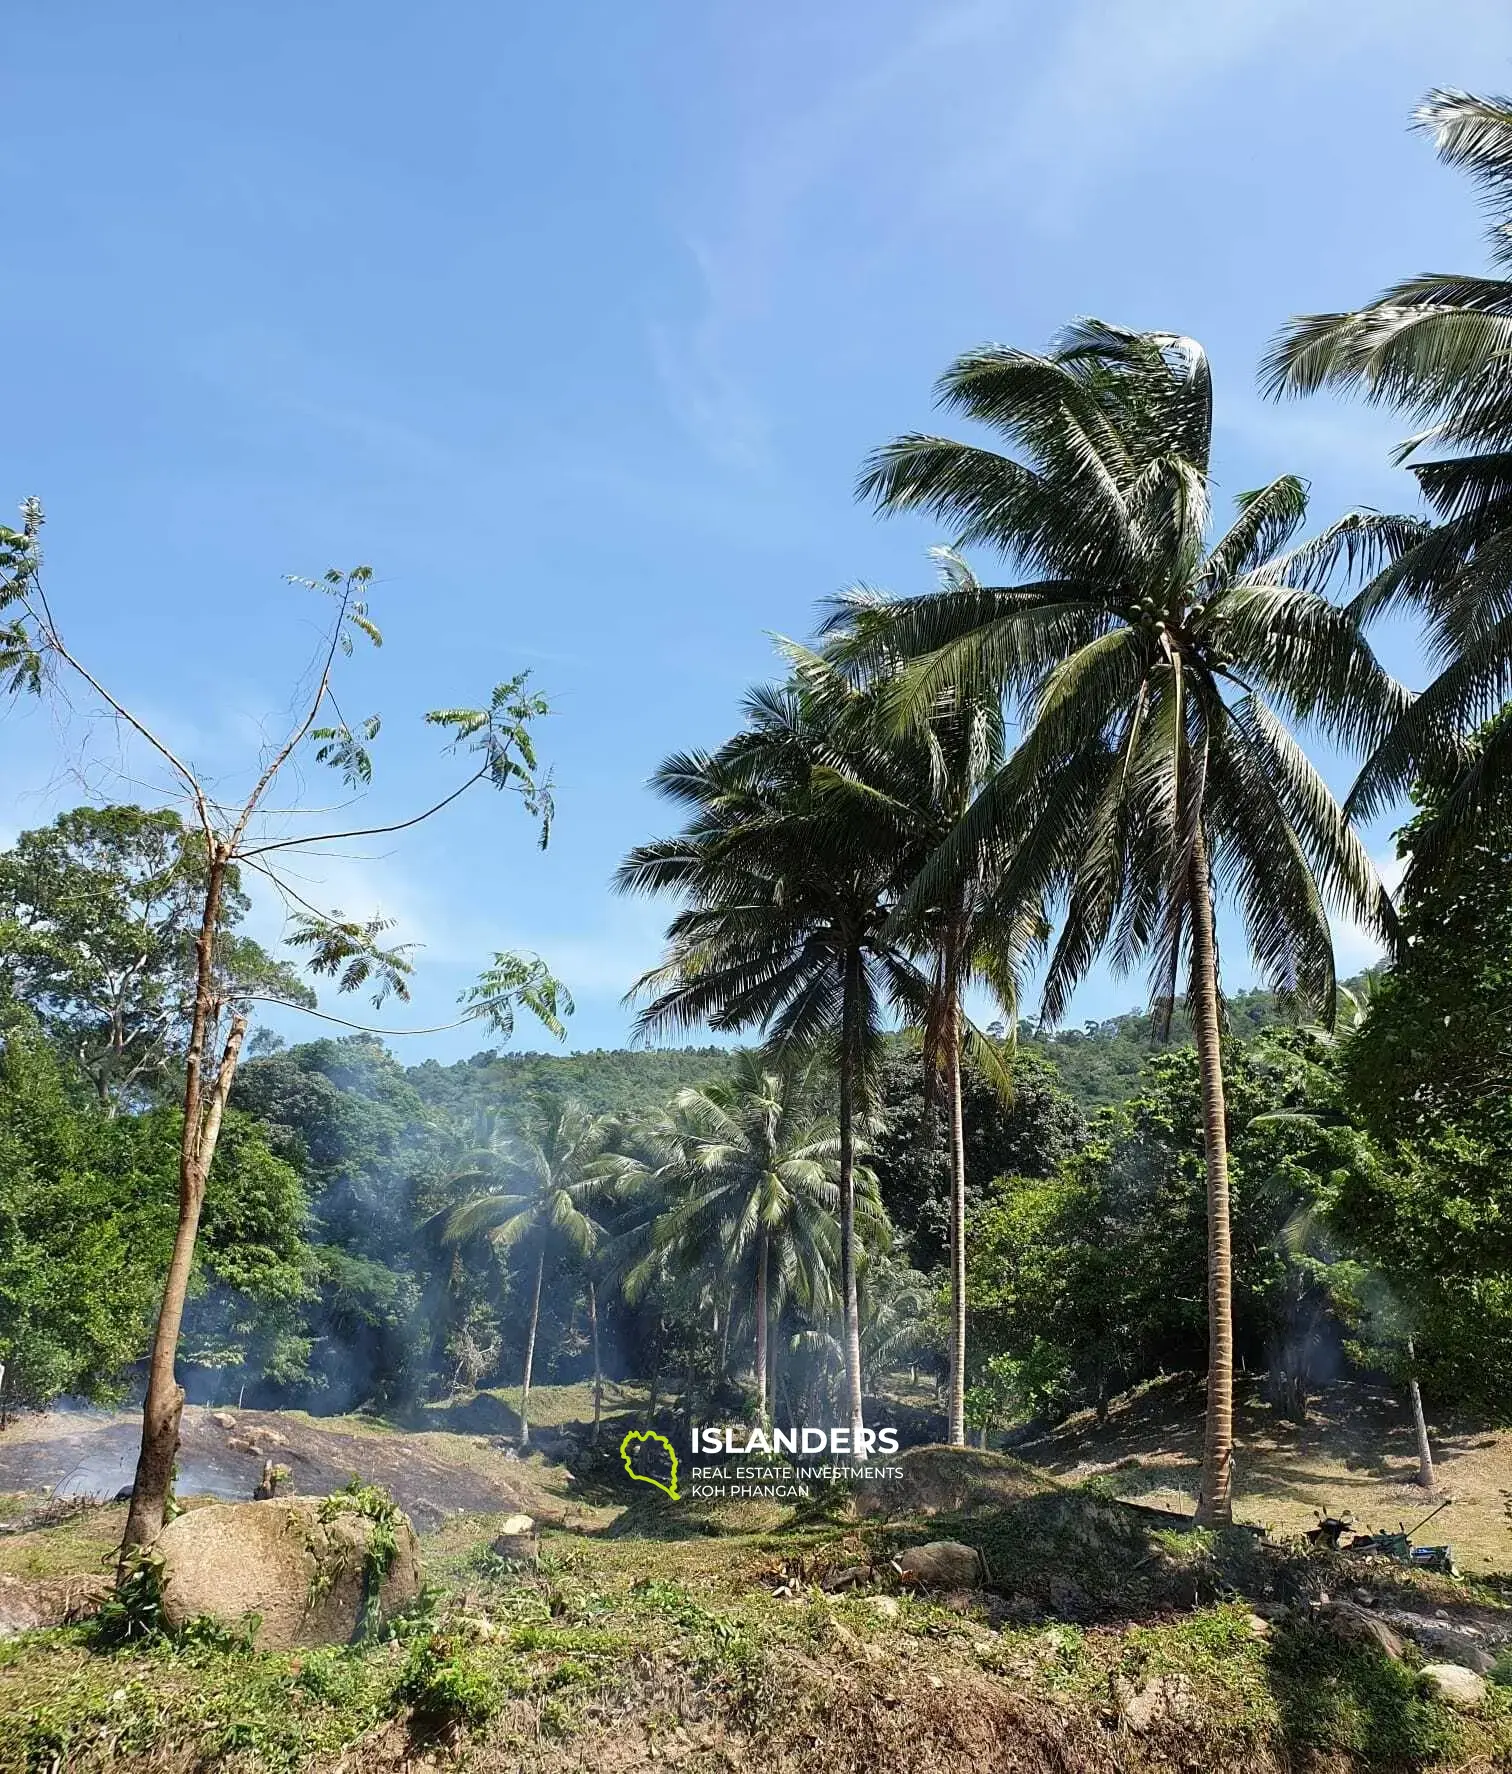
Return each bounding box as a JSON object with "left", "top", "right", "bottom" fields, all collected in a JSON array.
[
  {"left": 968, "top": 1029, "right": 1374, "bottom": 1427},
  {"left": 1331, "top": 772, "right": 1512, "bottom": 1415},
  {"left": 0, "top": 805, "right": 310, "bottom": 1106},
  {"left": 0, "top": 1011, "right": 311, "bottom": 1410}
]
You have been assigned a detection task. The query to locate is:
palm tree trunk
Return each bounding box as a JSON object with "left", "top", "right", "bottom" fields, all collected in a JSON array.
[
  {"left": 839, "top": 950, "right": 866, "bottom": 1440},
  {"left": 1189, "top": 829, "right": 1235, "bottom": 1528},
  {"left": 520, "top": 1245, "right": 545, "bottom": 1449},
  {"left": 683, "top": 1347, "right": 696, "bottom": 1442},
  {"left": 588, "top": 1279, "right": 603, "bottom": 1449},
  {"left": 768, "top": 1312, "right": 779, "bottom": 1429},
  {"left": 755, "top": 1231, "right": 771, "bottom": 1429},
  {"left": 945, "top": 1001, "right": 968, "bottom": 1448},
  {"left": 1407, "top": 1340, "right": 1435, "bottom": 1489}
]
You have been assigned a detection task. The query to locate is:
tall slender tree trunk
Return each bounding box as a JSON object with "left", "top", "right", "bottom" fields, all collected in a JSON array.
[
  {"left": 519, "top": 1245, "right": 545, "bottom": 1449},
  {"left": 646, "top": 1328, "right": 662, "bottom": 1424},
  {"left": 588, "top": 1279, "right": 603, "bottom": 1449},
  {"left": 945, "top": 993, "right": 968, "bottom": 1448},
  {"left": 1189, "top": 829, "right": 1235, "bottom": 1528},
  {"left": 755, "top": 1231, "right": 771, "bottom": 1429},
  {"left": 1407, "top": 1339, "right": 1435, "bottom": 1490},
  {"left": 838, "top": 951, "right": 866, "bottom": 1440},
  {"left": 122, "top": 854, "right": 246, "bottom": 1558},
  {"left": 683, "top": 1347, "right": 696, "bottom": 1443},
  {"left": 769, "top": 1320, "right": 779, "bottom": 1430}
]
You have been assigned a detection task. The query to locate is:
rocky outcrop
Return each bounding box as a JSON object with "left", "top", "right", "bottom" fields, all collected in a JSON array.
[{"left": 0, "top": 1572, "right": 108, "bottom": 1636}]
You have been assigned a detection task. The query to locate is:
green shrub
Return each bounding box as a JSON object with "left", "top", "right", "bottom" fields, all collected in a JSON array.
[{"left": 394, "top": 1631, "right": 497, "bottom": 1735}]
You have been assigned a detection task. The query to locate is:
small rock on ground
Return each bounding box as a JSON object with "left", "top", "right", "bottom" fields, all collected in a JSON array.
[
  {"left": 1420, "top": 1664, "right": 1487, "bottom": 1709},
  {"left": 896, "top": 1540, "right": 983, "bottom": 1590},
  {"left": 1114, "top": 1673, "right": 1198, "bottom": 1732}
]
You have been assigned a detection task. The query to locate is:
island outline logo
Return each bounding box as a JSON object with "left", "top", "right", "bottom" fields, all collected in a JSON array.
[{"left": 619, "top": 1427, "right": 680, "bottom": 1500}]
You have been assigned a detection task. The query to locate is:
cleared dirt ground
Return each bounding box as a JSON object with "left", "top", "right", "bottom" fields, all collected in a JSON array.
[{"left": 1015, "top": 1375, "right": 1512, "bottom": 1572}]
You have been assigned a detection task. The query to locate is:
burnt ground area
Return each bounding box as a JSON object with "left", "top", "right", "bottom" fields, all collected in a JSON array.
[{"left": 0, "top": 1406, "right": 529, "bottom": 1531}]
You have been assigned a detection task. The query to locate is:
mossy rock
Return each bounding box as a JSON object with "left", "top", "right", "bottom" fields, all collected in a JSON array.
[{"left": 157, "top": 1496, "right": 421, "bottom": 1649}]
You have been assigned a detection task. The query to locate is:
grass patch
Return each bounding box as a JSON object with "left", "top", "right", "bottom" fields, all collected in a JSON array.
[
  {"left": 0, "top": 1502, "right": 124, "bottom": 1581},
  {"left": 1267, "top": 1621, "right": 1465, "bottom": 1765}
]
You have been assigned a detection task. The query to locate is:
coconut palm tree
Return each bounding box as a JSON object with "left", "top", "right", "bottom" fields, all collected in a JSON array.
[
  {"left": 605, "top": 1053, "right": 890, "bottom": 1426},
  {"left": 854, "top": 320, "right": 1403, "bottom": 1523},
  {"left": 610, "top": 1052, "right": 848, "bottom": 1426},
  {"left": 618, "top": 677, "right": 931, "bottom": 1439},
  {"left": 823, "top": 553, "right": 1041, "bottom": 1444},
  {"left": 1265, "top": 89, "right": 1512, "bottom": 869},
  {"left": 444, "top": 1098, "right": 611, "bottom": 1447}
]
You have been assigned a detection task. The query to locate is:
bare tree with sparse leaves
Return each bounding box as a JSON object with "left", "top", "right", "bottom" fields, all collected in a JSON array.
[{"left": 0, "top": 502, "right": 571, "bottom": 1558}]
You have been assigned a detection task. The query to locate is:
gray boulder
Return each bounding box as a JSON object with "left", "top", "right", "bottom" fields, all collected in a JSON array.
[
  {"left": 895, "top": 1540, "right": 983, "bottom": 1590},
  {"left": 1420, "top": 1663, "right": 1488, "bottom": 1710},
  {"left": 157, "top": 1497, "right": 421, "bottom": 1649}
]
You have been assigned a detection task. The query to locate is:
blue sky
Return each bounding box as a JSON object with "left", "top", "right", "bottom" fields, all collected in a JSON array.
[{"left": 3, "top": 1, "right": 1510, "bottom": 1058}]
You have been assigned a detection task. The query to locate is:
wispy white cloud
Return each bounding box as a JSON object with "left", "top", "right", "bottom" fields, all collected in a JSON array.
[
  {"left": 648, "top": 0, "right": 1018, "bottom": 465},
  {"left": 653, "top": 0, "right": 1512, "bottom": 463},
  {"left": 240, "top": 840, "right": 668, "bottom": 1022},
  {"left": 1333, "top": 849, "right": 1407, "bottom": 975}
]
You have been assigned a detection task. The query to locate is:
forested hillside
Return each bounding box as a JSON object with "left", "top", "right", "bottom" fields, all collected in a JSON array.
[
  {"left": 406, "top": 1043, "right": 735, "bottom": 1119},
  {"left": 403, "top": 979, "right": 1313, "bottom": 1127},
  {"left": 1021, "top": 983, "right": 1339, "bottom": 1111}
]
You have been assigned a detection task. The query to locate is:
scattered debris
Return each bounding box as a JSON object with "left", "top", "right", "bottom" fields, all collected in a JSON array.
[
  {"left": 0, "top": 1494, "right": 102, "bottom": 1537},
  {"left": 1306, "top": 1499, "right": 1457, "bottom": 1573}
]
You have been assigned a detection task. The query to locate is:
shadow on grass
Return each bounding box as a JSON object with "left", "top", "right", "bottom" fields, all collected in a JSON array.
[
  {"left": 407, "top": 1393, "right": 523, "bottom": 1436},
  {"left": 1265, "top": 1623, "right": 1463, "bottom": 1767}
]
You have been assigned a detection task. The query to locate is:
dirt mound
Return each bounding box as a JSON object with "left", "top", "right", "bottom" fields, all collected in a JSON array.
[
  {"left": 360, "top": 1652, "right": 1283, "bottom": 1774},
  {"left": 605, "top": 1487, "right": 791, "bottom": 1540},
  {"left": 157, "top": 1496, "right": 421, "bottom": 1648},
  {"left": 0, "top": 1571, "right": 108, "bottom": 1635},
  {"left": 854, "top": 1445, "right": 1052, "bottom": 1519},
  {"left": 868, "top": 1488, "right": 1219, "bottom": 1622}
]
